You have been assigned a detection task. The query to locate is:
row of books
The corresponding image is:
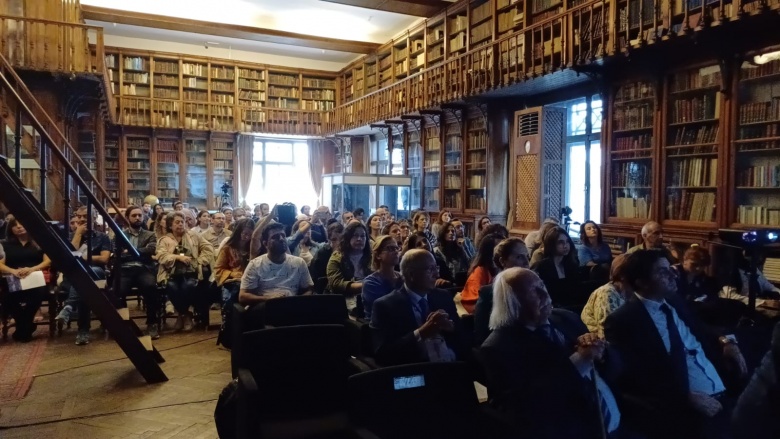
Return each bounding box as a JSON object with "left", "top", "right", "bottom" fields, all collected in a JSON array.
[
  {"left": 616, "top": 81, "right": 654, "bottom": 102},
  {"left": 669, "top": 125, "right": 719, "bottom": 145},
  {"left": 239, "top": 69, "right": 266, "bottom": 80},
  {"left": 238, "top": 79, "right": 266, "bottom": 91},
  {"left": 124, "top": 57, "right": 146, "bottom": 71},
  {"left": 612, "top": 161, "right": 652, "bottom": 187},
  {"left": 740, "top": 60, "right": 780, "bottom": 81},
  {"left": 302, "top": 100, "right": 334, "bottom": 111},
  {"left": 736, "top": 165, "right": 780, "bottom": 188},
  {"left": 152, "top": 114, "right": 178, "bottom": 128},
  {"left": 739, "top": 99, "right": 780, "bottom": 124},
  {"left": 268, "top": 86, "right": 299, "bottom": 98},
  {"left": 154, "top": 61, "right": 178, "bottom": 74},
  {"left": 737, "top": 206, "right": 780, "bottom": 226},
  {"left": 122, "top": 72, "right": 149, "bottom": 84},
  {"left": 467, "top": 174, "right": 486, "bottom": 188},
  {"left": 187, "top": 157, "right": 206, "bottom": 165},
  {"left": 613, "top": 104, "right": 653, "bottom": 131},
  {"left": 613, "top": 196, "right": 651, "bottom": 219},
  {"left": 738, "top": 123, "right": 780, "bottom": 140},
  {"left": 266, "top": 99, "right": 300, "bottom": 109},
  {"left": 468, "top": 131, "right": 489, "bottom": 150},
  {"left": 157, "top": 152, "right": 178, "bottom": 163},
  {"left": 127, "top": 139, "right": 149, "bottom": 149},
  {"left": 424, "top": 159, "right": 442, "bottom": 168},
  {"left": 154, "top": 74, "right": 178, "bottom": 87},
  {"left": 444, "top": 175, "right": 462, "bottom": 188},
  {"left": 184, "top": 77, "right": 207, "bottom": 89},
  {"left": 666, "top": 191, "right": 716, "bottom": 222},
  {"left": 443, "top": 194, "right": 462, "bottom": 210},
  {"left": 122, "top": 84, "right": 149, "bottom": 97},
  {"left": 184, "top": 90, "right": 208, "bottom": 101},
  {"left": 211, "top": 67, "right": 234, "bottom": 80},
  {"left": 467, "top": 196, "right": 487, "bottom": 211},
  {"left": 269, "top": 74, "right": 299, "bottom": 87},
  {"left": 670, "top": 94, "right": 721, "bottom": 123},
  {"left": 670, "top": 67, "right": 721, "bottom": 92},
  {"left": 498, "top": 8, "right": 524, "bottom": 33},
  {"left": 211, "top": 94, "right": 235, "bottom": 104},
  {"left": 736, "top": 139, "right": 780, "bottom": 151},
  {"left": 614, "top": 134, "right": 653, "bottom": 150},
  {"left": 186, "top": 142, "right": 207, "bottom": 153},
  {"left": 302, "top": 89, "right": 335, "bottom": 100},
  {"left": 668, "top": 157, "right": 718, "bottom": 187},
  {"left": 127, "top": 162, "right": 149, "bottom": 170},
  {"left": 211, "top": 82, "right": 235, "bottom": 92}
]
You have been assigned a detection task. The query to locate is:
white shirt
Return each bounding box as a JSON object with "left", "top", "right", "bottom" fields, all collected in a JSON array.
[
  {"left": 636, "top": 294, "right": 726, "bottom": 395},
  {"left": 240, "top": 254, "right": 314, "bottom": 297}
]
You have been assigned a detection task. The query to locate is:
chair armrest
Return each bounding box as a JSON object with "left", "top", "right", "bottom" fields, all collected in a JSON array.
[
  {"left": 237, "top": 368, "right": 258, "bottom": 393},
  {"left": 348, "top": 357, "right": 373, "bottom": 374}
]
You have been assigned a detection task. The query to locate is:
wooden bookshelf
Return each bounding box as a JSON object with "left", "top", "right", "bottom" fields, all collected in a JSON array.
[
  {"left": 155, "top": 137, "right": 180, "bottom": 208},
  {"left": 302, "top": 75, "right": 336, "bottom": 111},
  {"left": 125, "top": 136, "right": 152, "bottom": 207},
  {"left": 470, "top": 0, "right": 494, "bottom": 48},
  {"left": 465, "top": 110, "right": 488, "bottom": 212},
  {"left": 662, "top": 64, "right": 722, "bottom": 225},
  {"left": 443, "top": 115, "right": 464, "bottom": 211},
  {"left": 448, "top": 7, "right": 469, "bottom": 55},
  {"left": 378, "top": 45, "right": 394, "bottom": 89},
  {"left": 210, "top": 137, "right": 236, "bottom": 209},
  {"left": 406, "top": 124, "right": 423, "bottom": 211},
  {"left": 423, "top": 121, "right": 442, "bottom": 211},
  {"left": 497, "top": 0, "right": 525, "bottom": 36},
  {"left": 409, "top": 29, "right": 426, "bottom": 76},
  {"left": 393, "top": 36, "right": 410, "bottom": 80},
  {"left": 104, "top": 133, "right": 121, "bottom": 205},
  {"left": 185, "top": 138, "right": 208, "bottom": 208},
  {"left": 427, "top": 17, "right": 446, "bottom": 66},
  {"left": 732, "top": 54, "right": 780, "bottom": 227},
  {"left": 607, "top": 79, "right": 656, "bottom": 221}
]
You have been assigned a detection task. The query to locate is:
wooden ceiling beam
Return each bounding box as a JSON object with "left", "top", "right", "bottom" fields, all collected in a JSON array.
[
  {"left": 82, "top": 5, "right": 380, "bottom": 54},
  {"left": 319, "top": 0, "right": 449, "bottom": 17}
]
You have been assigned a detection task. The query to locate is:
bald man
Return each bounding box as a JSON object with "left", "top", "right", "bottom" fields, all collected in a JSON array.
[
  {"left": 370, "top": 249, "right": 469, "bottom": 366},
  {"left": 626, "top": 221, "right": 675, "bottom": 263},
  {"left": 481, "top": 268, "right": 621, "bottom": 439}
]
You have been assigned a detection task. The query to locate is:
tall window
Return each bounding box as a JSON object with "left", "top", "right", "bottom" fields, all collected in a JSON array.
[
  {"left": 246, "top": 139, "right": 317, "bottom": 209},
  {"left": 560, "top": 95, "right": 603, "bottom": 228}
]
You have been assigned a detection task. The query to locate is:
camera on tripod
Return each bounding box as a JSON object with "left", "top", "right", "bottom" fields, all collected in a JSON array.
[{"left": 221, "top": 181, "right": 232, "bottom": 196}]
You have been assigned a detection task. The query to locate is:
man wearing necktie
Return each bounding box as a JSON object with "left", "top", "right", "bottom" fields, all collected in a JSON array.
[
  {"left": 480, "top": 267, "right": 622, "bottom": 439},
  {"left": 370, "top": 249, "right": 469, "bottom": 366},
  {"left": 605, "top": 250, "right": 748, "bottom": 439}
]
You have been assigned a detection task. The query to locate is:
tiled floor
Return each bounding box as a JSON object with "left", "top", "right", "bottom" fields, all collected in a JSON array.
[{"left": 0, "top": 318, "right": 229, "bottom": 439}]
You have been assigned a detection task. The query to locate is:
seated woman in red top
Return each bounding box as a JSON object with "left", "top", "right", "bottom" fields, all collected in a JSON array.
[{"left": 460, "top": 233, "right": 502, "bottom": 314}]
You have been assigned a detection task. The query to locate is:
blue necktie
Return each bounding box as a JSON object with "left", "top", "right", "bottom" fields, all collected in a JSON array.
[
  {"left": 660, "top": 303, "right": 689, "bottom": 389},
  {"left": 418, "top": 296, "right": 429, "bottom": 322}
]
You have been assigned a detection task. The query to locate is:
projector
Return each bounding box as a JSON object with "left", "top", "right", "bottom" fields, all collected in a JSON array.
[{"left": 719, "top": 229, "right": 780, "bottom": 247}]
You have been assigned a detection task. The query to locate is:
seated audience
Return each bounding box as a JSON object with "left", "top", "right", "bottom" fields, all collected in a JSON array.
[
  {"left": 460, "top": 233, "right": 501, "bottom": 314},
  {"left": 366, "top": 214, "right": 382, "bottom": 243},
  {"left": 370, "top": 249, "right": 469, "bottom": 366},
  {"left": 156, "top": 212, "right": 215, "bottom": 331},
  {"left": 411, "top": 211, "right": 436, "bottom": 248},
  {"left": 362, "top": 235, "right": 403, "bottom": 320},
  {"left": 116, "top": 206, "right": 159, "bottom": 339},
  {"left": 524, "top": 217, "right": 559, "bottom": 255},
  {"left": 202, "top": 212, "right": 231, "bottom": 250},
  {"left": 0, "top": 219, "right": 51, "bottom": 342},
  {"left": 431, "top": 210, "right": 451, "bottom": 239},
  {"left": 474, "top": 237, "right": 530, "bottom": 346},
  {"left": 480, "top": 268, "right": 621, "bottom": 439},
  {"left": 288, "top": 219, "right": 319, "bottom": 265},
  {"left": 381, "top": 221, "right": 402, "bottom": 246},
  {"left": 57, "top": 206, "right": 112, "bottom": 346},
  {"left": 309, "top": 222, "right": 343, "bottom": 287},
  {"left": 238, "top": 222, "right": 313, "bottom": 307},
  {"left": 580, "top": 254, "right": 633, "bottom": 338},
  {"left": 604, "top": 250, "right": 748, "bottom": 439},
  {"left": 476, "top": 216, "right": 491, "bottom": 236},
  {"left": 193, "top": 210, "right": 211, "bottom": 234},
  {"left": 433, "top": 222, "right": 470, "bottom": 282},
  {"left": 577, "top": 221, "right": 612, "bottom": 274},
  {"left": 451, "top": 218, "right": 476, "bottom": 260},
  {"left": 327, "top": 221, "right": 371, "bottom": 309},
  {"left": 214, "top": 218, "right": 253, "bottom": 324},
  {"left": 626, "top": 221, "right": 676, "bottom": 263},
  {"left": 532, "top": 226, "right": 583, "bottom": 307}
]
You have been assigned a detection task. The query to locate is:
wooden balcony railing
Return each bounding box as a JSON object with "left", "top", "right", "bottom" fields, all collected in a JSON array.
[{"left": 328, "top": 0, "right": 780, "bottom": 134}]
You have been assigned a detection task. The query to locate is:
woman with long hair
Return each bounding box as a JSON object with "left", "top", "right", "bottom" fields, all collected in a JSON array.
[
  {"left": 361, "top": 235, "right": 403, "bottom": 320},
  {"left": 156, "top": 212, "right": 215, "bottom": 331},
  {"left": 366, "top": 214, "right": 382, "bottom": 243},
  {"left": 147, "top": 203, "right": 164, "bottom": 232},
  {"left": 0, "top": 218, "right": 51, "bottom": 342},
  {"left": 577, "top": 221, "right": 612, "bottom": 268},
  {"left": 412, "top": 211, "right": 436, "bottom": 249},
  {"left": 194, "top": 210, "right": 211, "bottom": 234},
  {"left": 214, "top": 218, "right": 253, "bottom": 328},
  {"left": 473, "top": 237, "right": 530, "bottom": 344},
  {"left": 460, "top": 233, "right": 501, "bottom": 314},
  {"left": 477, "top": 216, "right": 491, "bottom": 234},
  {"left": 327, "top": 221, "right": 372, "bottom": 310},
  {"left": 531, "top": 226, "right": 582, "bottom": 307},
  {"left": 581, "top": 253, "right": 634, "bottom": 337},
  {"left": 381, "top": 221, "right": 402, "bottom": 246},
  {"left": 431, "top": 210, "right": 452, "bottom": 240},
  {"left": 433, "top": 222, "right": 470, "bottom": 283}
]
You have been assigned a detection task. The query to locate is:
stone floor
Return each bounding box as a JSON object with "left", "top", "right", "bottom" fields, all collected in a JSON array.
[{"left": 0, "top": 314, "right": 229, "bottom": 439}]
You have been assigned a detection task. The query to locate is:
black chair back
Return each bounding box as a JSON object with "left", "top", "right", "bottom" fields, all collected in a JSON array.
[
  {"left": 348, "top": 362, "right": 480, "bottom": 438},
  {"left": 241, "top": 324, "right": 352, "bottom": 418},
  {"left": 263, "top": 294, "right": 348, "bottom": 327}
]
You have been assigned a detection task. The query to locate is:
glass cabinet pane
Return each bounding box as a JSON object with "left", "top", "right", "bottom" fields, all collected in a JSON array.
[
  {"left": 443, "top": 121, "right": 462, "bottom": 210},
  {"left": 126, "top": 137, "right": 151, "bottom": 207},
  {"left": 156, "top": 139, "right": 179, "bottom": 208},
  {"left": 407, "top": 129, "right": 422, "bottom": 211},
  {"left": 423, "top": 125, "right": 441, "bottom": 211},
  {"left": 185, "top": 139, "right": 208, "bottom": 209}
]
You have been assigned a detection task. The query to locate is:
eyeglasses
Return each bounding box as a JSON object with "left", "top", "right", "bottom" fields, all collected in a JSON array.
[
  {"left": 382, "top": 246, "right": 400, "bottom": 253},
  {"left": 417, "top": 265, "right": 439, "bottom": 274}
]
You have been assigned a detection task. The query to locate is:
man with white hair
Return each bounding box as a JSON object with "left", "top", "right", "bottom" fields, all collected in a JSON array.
[
  {"left": 626, "top": 221, "right": 675, "bottom": 263},
  {"left": 370, "top": 249, "right": 468, "bottom": 366},
  {"left": 480, "top": 267, "right": 621, "bottom": 439}
]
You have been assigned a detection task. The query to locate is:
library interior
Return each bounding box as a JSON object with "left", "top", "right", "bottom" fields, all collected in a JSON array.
[{"left": 2, "top": 0, "right": 780, "bottom": 437}]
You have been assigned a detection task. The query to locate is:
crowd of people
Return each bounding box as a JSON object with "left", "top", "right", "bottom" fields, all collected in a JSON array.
[{"left": 1, "top": 202, "right": 779, "bottom": 438}]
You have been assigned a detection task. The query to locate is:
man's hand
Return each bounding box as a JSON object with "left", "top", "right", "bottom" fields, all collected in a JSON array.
[
  {"left": 434, "top": 279, "right": 452, "bottom": 288},
  {"left": 16, "top": 267, "right": 32, "bottom": 278},
  {"left": 418, "top": 309, "right": 454, "bottom": 339},
  {"left": 177, "top": 255, "right": 192, "bottom": 264},
  {"left": 723, "top": 343, "right": 748, "bottom": 378},
  {"left": 264, "top": 292, "right": 286, "bottom": 300},
  {"left": 74, "top": 223, "right": 88, "bottom": 236},
  {"left": 688, "top": 391, "right": 722, "bottom": 417},
  {"left": 576, "top": 333, "right": 607, "bottom": 362}
]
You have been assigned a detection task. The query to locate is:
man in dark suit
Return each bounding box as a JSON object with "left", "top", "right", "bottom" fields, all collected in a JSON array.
[
  {"left": 118, "top": 205, "right": 160, "bottom": 339},
  {"left": 370, "top": 249, "right": 469, "bottom": 366},
  {"left": 604, "top": 250, "right": 748, "bottom": 439},
  {"left": 480, "top": 267, "right": 621, "bottom": 439}
]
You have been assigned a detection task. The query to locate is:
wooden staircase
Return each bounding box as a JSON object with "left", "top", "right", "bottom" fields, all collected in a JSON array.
[{"left": 0, "top": 53, "right": 167, "bottom": 383}]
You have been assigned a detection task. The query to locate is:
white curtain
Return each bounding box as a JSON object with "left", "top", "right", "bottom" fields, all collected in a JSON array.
[{"left": 236, "top": 134, "right": 254, "bottom": 207}]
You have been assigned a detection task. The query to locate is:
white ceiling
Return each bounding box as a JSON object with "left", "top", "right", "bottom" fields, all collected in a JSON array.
[{"left": 82, "top": 0, "right": 426, "bottom": 69}]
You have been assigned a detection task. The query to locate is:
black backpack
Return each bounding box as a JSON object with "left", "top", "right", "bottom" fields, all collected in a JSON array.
[{"left": 214, "top": 379, "right": 238, "bottom": 439}]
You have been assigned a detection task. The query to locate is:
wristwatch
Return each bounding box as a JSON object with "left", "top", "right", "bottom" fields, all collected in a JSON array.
[{"left": 719, "top": 334, "right": 738, "bottom": 346}]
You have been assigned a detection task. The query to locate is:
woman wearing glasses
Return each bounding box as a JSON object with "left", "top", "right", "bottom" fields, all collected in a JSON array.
[{"left": 361, "top": 235, "right": 403, "bottom": 320}]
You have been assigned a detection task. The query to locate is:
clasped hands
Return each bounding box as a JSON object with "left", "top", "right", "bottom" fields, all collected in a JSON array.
[
  {"left": 12, "top": 267, "right": 35, "bottom": 278},
  {"left": 418, "top": 309, "right": 454, "bottom": 339},
  {"left": 576, "top": 333, "right": 607, "bottom": 362}
]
